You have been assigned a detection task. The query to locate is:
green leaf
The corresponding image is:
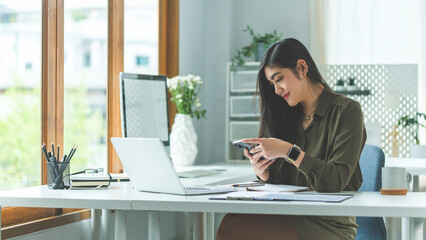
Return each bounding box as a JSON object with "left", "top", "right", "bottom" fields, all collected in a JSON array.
[{"left": 231, "top": 26, "right": 283, "bottom": 67}]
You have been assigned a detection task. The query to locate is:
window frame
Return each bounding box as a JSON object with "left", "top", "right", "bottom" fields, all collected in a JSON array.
[{"left": 1, "top": 0, "right": 179, "bottom": 237}]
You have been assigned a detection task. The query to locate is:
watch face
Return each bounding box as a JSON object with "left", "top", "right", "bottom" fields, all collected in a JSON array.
[{"left": 288, "top": 147, "right": 301, "bottom": 160}]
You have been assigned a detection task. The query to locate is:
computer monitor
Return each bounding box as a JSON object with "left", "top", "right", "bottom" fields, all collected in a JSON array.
[{"left": 119, "top": 72, "right": 170, "bottom": 147}]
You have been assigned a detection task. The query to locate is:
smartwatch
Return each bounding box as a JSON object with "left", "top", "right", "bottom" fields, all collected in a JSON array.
[{"left": 286, "top": 144, "right": 301, "bottom": 164}]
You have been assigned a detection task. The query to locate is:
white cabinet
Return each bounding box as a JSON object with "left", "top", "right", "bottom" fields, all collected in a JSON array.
[
  {"left": 225, "top": 62, "right": 260, "bottom": 161},
  {"left": 230, "top": 96, "right": 259, "bottom": 118}
]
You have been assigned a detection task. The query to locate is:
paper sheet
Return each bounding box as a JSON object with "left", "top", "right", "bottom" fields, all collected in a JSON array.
[{"left": 210, "top": 191, "right": 352, "bottom": 203}]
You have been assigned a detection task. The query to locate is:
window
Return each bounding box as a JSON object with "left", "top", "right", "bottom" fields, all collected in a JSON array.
[
  {"left": 325, "top": 0, "right": 422, "bottom": 64},
  {"left": 0, "top": 0, "right": 41, "bottom": 190},
  {"left": 124, "top": 0, "right": 158, "bottom": 74},
  {"left": 0, "top": 0, "right": 177, "bottom": 237},
  {"left": 64, "top": 0, "right": 108, "bottom": 173},
  {"left": 136, "top": 55, "right": 149, "bottom": 66},
  {"left": 25, "top": 62, "right": 33, "bottom": 70}
]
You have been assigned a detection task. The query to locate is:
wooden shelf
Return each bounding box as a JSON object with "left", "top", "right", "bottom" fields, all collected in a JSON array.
[{"left": 335, "top": 90, "right": 371, "bottom": 96}]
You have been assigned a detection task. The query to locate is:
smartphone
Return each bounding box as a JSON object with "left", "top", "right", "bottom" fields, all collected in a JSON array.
[
  {"left": 232, "top": 140, "right": 260, "bottom": 157},
  {"left": 232, "top": 140, "right": 257, "bottom": 151}
]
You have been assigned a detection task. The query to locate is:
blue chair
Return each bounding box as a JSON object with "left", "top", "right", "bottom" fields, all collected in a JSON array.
[{"left": 356, "top": 144, "right": 387, "bottom": 240}]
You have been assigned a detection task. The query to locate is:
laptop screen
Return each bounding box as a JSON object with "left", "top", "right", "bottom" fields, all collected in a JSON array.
[{"left": 120, "top": 73, "right": 170, "bottom": 146}]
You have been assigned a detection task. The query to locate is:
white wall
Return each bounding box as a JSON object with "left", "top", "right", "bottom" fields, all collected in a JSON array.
[
  {"left": 181, "top": 0, "right": 234, "bottom": 164},
  {"left": 180, "top": 0, "right": 310, "bottom": 164}
]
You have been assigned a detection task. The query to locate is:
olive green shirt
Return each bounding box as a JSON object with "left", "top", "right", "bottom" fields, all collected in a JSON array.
[
  {"left": 267, "top": 88, "right": 366, "bottom": 192},
  {"left": 265, "top": 88, "right": 366, "bottom": 239}
]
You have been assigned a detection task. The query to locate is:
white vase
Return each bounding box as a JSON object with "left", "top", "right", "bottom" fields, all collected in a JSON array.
[
  {"left": 170, "top": 114, "right": 198, "bottom": 166},
  {"left": 409, "top": 144, "right": 426, "bottom": 158}
]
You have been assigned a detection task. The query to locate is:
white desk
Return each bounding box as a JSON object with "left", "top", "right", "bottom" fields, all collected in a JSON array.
[
  {"left": 2, "top": 162, "right": 426, "bottom": 240},
  {"left": 0, "top": 184, "right": 133, "bottom": 240},
  {"left": 0, "top": 163, "right": 256, "bottom": 240}
]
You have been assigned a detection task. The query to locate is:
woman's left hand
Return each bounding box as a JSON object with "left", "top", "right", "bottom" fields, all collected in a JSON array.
[{"left": 241, "top": 138, "right": 292, "bottom": 160}]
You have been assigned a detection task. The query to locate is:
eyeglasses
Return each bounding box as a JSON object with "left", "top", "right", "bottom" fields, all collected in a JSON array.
[
  {"left": 83, "top": 168, "right": 104, "bottom": 174},
  {"left": 71, "top": 168, "right": 104, "bottom": 175},
  {"left": 84, "top": 168, "right": 104, "bottom": 174}
]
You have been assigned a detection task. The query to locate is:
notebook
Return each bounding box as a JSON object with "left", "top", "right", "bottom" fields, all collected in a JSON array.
[
  {"left": 70, "top": 172, "right": 111, "bottom": 187},
  {"left": 110, "top": 137, "right": 236, "bottom": 195}
]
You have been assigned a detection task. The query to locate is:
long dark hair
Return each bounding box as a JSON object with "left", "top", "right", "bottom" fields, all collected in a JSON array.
[{"left": 255, "top": 38, "right": 330, "bottom": 183}]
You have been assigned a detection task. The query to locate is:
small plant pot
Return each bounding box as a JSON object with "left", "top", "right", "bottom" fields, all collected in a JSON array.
[
  {"left": 255, "top": 43, "right": 266, "bottom": 61},
  {"left": 346, "top": 85, "right": 360, "bottom": 91}
]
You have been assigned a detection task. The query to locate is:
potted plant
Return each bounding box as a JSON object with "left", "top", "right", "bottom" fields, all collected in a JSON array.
[
  {"left": 231, "top": 26, "right": 282, "bottom": 68},
  {"left": 167, "top": 74, "right": 207, "bottom": 166},
  {"left": 347, "top": 77, "right": 359, "bottom": 91},
  {"left": 397, "top": 112, "right": 426, "bottom": 157},
  {"left": 335, "top": 78, "right": 346, "bottom": 91}
]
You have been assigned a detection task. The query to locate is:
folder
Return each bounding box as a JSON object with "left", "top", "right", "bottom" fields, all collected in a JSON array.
[{"left": 209, "top": 191, "right": 352, "bottom": 203}]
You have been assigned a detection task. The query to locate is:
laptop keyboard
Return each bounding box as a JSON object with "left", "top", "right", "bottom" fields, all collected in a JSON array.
[{"left": 184, "top": 186, "right": 211, "bottom": 191}]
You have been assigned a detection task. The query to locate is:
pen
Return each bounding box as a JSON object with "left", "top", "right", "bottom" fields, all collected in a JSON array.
[
  {"left": 226, "top": 196, "right": 254, "bottom": 200},
  {"left": 59, "top": 146, "right": 74, "bottom": 174},
  {"left": 67, "top": 145, "right": 78, "bottom": 162},
  {"left": 50, "top": 156, "right": 59, "bottom": 176},
  {"left": 57, "top": 144, "right": 60, "bottom": 162},
  {"left": 57, "top": 154, "right": 67, "bottom": 173},
  {"left": 58, "top": 145, "right": 77, "bottom": 178},
  {"left": 231, "top": 181, "right": 264, "bottom": 187},
  {"left": 41, "top": 144, "right": 49, "bottom": 162},
  {"left": 51, "top": 143, "right": 55, "bottom": 160},
  {"left": 232, "top": 183, "right": 254, "bottom": 187},
  {"left": 66, "top": 145, "right": 75, "bottom": 162}
]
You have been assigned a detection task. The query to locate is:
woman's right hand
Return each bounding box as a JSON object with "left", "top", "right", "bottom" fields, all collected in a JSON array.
[{"left": 244, "top": 148, "right": 274, "bottom": 181}]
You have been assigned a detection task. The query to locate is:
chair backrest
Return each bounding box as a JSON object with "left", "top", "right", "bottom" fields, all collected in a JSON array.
[
  {"left": 356, "top": 144, "right": 387, "bottom": 240},
  {"left": 359, "top": 144, "right": 385, "bottom": 191}
]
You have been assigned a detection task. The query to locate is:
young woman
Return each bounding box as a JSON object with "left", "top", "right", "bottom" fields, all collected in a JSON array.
[{"left": 216, "top": 38, "right": 366, "bottom": 240}]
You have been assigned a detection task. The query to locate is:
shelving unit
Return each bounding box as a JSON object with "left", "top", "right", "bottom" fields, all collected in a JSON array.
[
  {"left": 335, "top": 90, "right": 371, "bottom": 96},
  {"left": 225, "top": 62, "right": 260, "bottom": 162}
]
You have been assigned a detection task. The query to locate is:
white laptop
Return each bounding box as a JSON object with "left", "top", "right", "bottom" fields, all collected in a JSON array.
[{"left": 110, "top": 137, "right": 235, "bottom": 195}]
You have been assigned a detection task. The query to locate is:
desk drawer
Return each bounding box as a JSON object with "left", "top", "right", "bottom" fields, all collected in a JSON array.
[
  {"left": 230, "top": 70, "right": 257, "bottom": 92},
  {"left": 230, "top": 96, "right": 259, "bottom": 117},
  {"left": 229, "top": 121, "right": 260, "bottom": 141}
]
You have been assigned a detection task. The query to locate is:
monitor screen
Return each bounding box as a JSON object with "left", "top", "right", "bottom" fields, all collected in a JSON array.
[{"left": 120, "top": 73, "right": 170, "bottom": 146}]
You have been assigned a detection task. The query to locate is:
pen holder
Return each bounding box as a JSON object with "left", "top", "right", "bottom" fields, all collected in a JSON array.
[{"left": 47, "top": 161, "right": 70, "bottom": 189}]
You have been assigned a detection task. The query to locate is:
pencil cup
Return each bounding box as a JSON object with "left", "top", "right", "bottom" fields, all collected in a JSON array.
[{"left": 47, "top": 161, "right": 70, "bottom": 189}]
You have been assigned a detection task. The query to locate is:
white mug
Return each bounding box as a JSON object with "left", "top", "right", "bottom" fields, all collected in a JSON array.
[{"left": 381, "top": 167, "right": 406, "bottom": 189}]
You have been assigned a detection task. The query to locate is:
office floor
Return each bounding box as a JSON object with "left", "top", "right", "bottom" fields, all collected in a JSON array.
[{"left": 413, "top": 218, "right": 423, "bottom": 240}]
